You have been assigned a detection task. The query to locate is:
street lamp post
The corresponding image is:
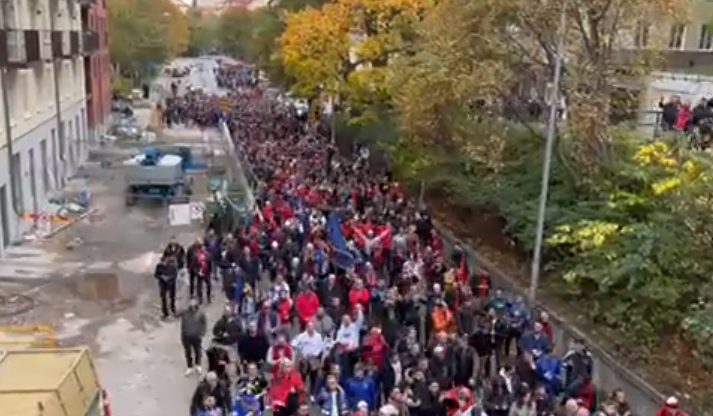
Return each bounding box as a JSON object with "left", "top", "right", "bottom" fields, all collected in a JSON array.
[{"left": 528, "top": 4, "right": 567, "bottom": 304}]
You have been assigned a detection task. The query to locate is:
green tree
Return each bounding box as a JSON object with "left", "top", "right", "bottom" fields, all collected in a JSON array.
[
  {"left": 186, "top": 10, "right": 218, "bottom": 56},
  {"left": 108, "top": 0, "right": 188, "bottom": 83}
]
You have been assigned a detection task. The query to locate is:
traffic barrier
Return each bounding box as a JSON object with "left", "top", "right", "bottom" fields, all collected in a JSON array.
[
  {"left": 0, "top": 326, "right": 57, "bottom": 347},
  {"left": 102, "top": 389, "right": 112, "bottom": 416}
]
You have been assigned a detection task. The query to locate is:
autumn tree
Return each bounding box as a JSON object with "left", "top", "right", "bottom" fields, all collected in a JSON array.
[
  {"left": 279, "top": 0, "right": 433, "bottom": 111},
  {"left": 392, "top": 0, "right": 688, "bottom": 183},
  {"left": 108, "top": 0, "right": 189, "bottom": 82}
]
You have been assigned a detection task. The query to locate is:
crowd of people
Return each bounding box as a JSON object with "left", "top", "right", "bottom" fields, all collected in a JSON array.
[
  {"left": 152, "top": 63, "right": 685, "bottom": 416},
  {"left": 658, "top": 95, "right": 713, "bottom": 149}
]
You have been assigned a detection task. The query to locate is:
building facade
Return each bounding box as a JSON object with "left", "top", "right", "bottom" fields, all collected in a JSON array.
[
  {"left": 82, "top": 0, "right": 110, "bottom": 141},
  {"left": 0, "top": 0, "right": 97, "bottom": 251}
]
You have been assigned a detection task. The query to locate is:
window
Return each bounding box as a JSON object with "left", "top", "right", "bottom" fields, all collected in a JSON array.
[
  {"left": 59, "top": 122, "right": 66, "bottom": 161},
  {"left": 699, "top": 24, "right": 713, "bottom": 50},
  {"left": 51, "top": 128, "right": 59, "bottom": 188},
  {"left": 11, "top": 153, "right": 23, "bottom": 213},
  {"left": 40, "top": 139, "right": 49, "bottom": 192},
  {"left": 669, "top": 24, "right": 686, "bottom": 49},
  {"left": 635, "top": 23, "right": 649, "bottom": 48},
  {"left": 28, "top": 149, "right": 37, "bottom": 213}
]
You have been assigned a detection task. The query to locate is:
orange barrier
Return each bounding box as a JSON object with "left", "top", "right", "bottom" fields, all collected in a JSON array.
[
  {"left": 20, "top": 213, "right": 69, "bottom": 222},
  {"left": 0, "top": 326, "right": 58, "bottom": 347},
  {"left": 102, "top": 389, "right": 112, "bottom": 416}
]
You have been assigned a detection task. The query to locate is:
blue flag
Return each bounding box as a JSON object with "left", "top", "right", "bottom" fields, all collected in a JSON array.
[{"left": 327, "top": 212, "right": 354, "bottom": 270}]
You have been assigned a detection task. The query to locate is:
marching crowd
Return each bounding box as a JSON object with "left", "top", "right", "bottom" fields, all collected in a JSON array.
[{"left": 153, "top": 64, "right": 685, "bottom": 416}]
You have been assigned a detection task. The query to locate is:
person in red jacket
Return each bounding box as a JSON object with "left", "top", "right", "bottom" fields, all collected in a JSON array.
[
  {"left": 361, "top": 325, "right": 388, "bottom": 369},
  {"left": 655, "top": 397, "right": 686, "bottom": 416},
  {"left": 349, "top": 279, "right": 370, "bottom": 312},
  {"left": 267, "top": 334, "right": 294, "bottom": 368},
  {"left": 295, "top": 287, "right": 320, "bottom": 329},
  {"left": 268, "top": 359, "right": 305, "bottom": 416},
  {"left": 276, "top": 290, "right": 293, "bottom": 327},
  {"left": 539, "top": 311, "right": 554, "bottom": 347}
]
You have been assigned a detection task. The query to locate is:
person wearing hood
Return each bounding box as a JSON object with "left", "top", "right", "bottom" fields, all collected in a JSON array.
[
  {"left": 344, "top": 364, "right": 377, "bottom": 411},
  {"left": 655, "top": 397, "right": 686, "bottom": 416},
  {"left": 296, "top": 285, "right": 321, "bottom": 329}
]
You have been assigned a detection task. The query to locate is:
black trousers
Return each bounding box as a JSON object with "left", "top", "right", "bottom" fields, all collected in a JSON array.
[
  {"left": 181, "top": 335, "right": 202, "bottom": 368},
  {"left": 189, "top": 271, "right": 212, "bottom": 304},
  {"left": 158, "top": 279, "right": 176, "bottom": 317}
]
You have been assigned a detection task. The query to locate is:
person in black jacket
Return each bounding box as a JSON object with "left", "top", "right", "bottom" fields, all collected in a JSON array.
[
  {"left": 212, "top": 306, "right": 242, "bottom": 346},
  {"left": 189, "top": 371, "right": 231, "bottom": 415},
  {"left": 162, "top": 237, "right": 185, "bottom": 269},
  {"left": 237, "top": 321, "right": 270, "bottom": 365},
  {"left": 154, "top": 256, "right": 178, "bottom": 318},
  {"left": 206, "top": 340, "right": 231, "bottom": 382}
]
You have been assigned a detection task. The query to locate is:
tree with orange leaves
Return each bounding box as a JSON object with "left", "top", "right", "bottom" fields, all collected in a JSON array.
[{"left": 279, "top": 0, "right": 433, "bottom": 111}]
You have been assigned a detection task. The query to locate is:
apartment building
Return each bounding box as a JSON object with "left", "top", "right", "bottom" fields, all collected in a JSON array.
[
  {"left": 82, "top": 0, "right": 110, "bottom": 143},
  {"left": 0, "top": 0, "right": 96, "bottom": 251}
]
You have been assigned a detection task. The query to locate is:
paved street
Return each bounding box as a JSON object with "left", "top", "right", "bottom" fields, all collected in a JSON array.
[
  {"left": 95, "top": 58, "right": 229, "bottom": 416},
  {"left": 0, "top": 58, "right": 230, "bottom": 416}
]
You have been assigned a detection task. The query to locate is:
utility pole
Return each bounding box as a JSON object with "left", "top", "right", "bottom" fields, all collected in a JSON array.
[{"left": 528, "top": 4, "right": 567, "bottom": 304}]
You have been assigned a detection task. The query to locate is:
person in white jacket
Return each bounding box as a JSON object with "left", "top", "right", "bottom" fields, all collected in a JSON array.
[
  {"left": 334, "top": 315, "right": 359, "bottom": 352},
  {"left": 291, "top": 321, "right": 326, "bottom": 391}
]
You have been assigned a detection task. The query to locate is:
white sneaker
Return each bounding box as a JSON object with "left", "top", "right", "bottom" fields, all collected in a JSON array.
[
  {"left": 184, "top": 368, "right": 194, "bottom": 376},
  {"left": 194, "top": 366, "right": 202, "bottom": 375}
]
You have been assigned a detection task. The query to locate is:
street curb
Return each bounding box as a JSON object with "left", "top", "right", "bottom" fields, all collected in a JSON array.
[{"left": 43, "top": 207, "right": 100, "bottom": 239}]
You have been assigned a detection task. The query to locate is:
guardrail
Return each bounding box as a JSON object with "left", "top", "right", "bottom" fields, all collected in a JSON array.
[{"left": 219, "top": 120, "right": 256, "bottom": 212}]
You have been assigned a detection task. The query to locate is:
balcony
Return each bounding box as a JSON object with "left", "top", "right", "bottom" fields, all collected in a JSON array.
[
  {"left": 70, "top": 31, "right": 80, "bottom": 56},
  {"left": 24, "top": 30, "right": 41, "bottom": 63},
  {"left": 51, "top": 31, "right": 71, "bottom": 58},
  {"left": 82, "top": 31, "right": 99, "bottom": 55},
  {"left": 0, "top": 30, "right": 28, "bottom": 67}
]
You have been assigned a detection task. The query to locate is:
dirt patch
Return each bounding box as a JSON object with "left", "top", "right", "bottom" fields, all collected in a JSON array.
[{"left": 425, "top": 192, "right": 712, "bottom": 412}]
